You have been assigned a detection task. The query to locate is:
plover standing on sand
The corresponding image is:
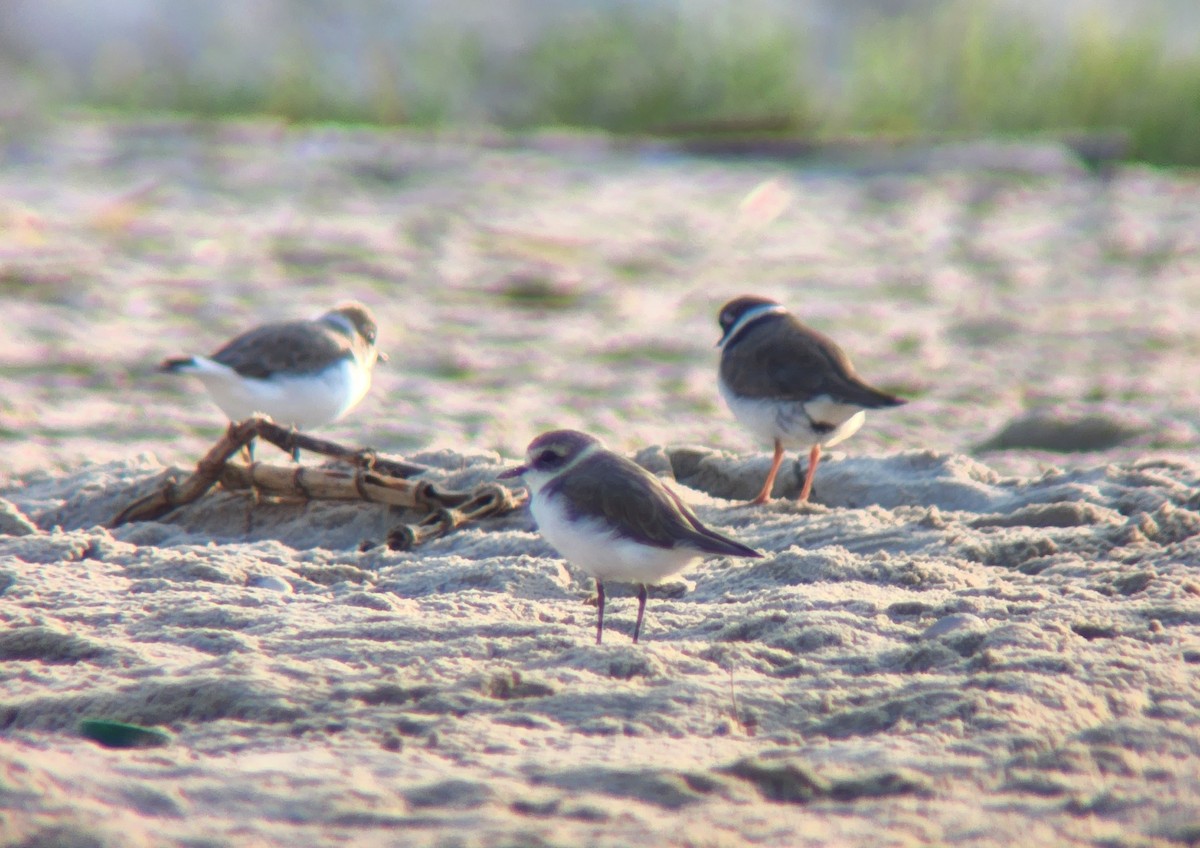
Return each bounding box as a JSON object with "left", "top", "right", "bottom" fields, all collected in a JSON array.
[
  {"left": 716, "top": 295, "right": 906, "bottom": 504},
  {"left": 160, "top": 302, "right": 385, "bottom": 459},
  {"left": 500, "top": 429, "right": 761, "bottom": 644}
]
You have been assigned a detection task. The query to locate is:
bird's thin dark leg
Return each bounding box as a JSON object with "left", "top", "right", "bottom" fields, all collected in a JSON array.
[
  {"left": 288, "top": 426, "right": 301, "bottom": 463},
  {"left": 799, "top": 444, "right": 821, "bottom": 503},
  {"left": 632, "top": 584, "right": 648, "bottom": 644},
  {"left": 595, "top": 580, "right": 606, "bottom": 645},
  {"left": 751, "top": 439, "right": 785, "bottom": 505}
]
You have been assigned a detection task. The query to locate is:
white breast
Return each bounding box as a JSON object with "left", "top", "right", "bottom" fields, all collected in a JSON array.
[
  {"left": 185, "top": 356, "right": 370, "bottom": 429},
  {"left": 530, "top": 491, "right": 701, "bottom": 585},
  {"left": 719, "top": 378, "right": 866, "bottom": 449}
]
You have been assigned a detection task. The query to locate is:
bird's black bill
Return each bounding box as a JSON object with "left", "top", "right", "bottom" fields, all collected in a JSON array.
[
  {"left": 159, "top": 356, "right": 194, "bottom": 373},
  {"left": 497, "top": 465, "right": 528, "bottom": 479}
]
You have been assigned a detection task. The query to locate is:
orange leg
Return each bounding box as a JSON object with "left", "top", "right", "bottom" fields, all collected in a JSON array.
[
  {"left": 750, "top": 439, "right": 785, "bottom": 505},
  {"left": 798, "top": 444, "right": 821, "bottom": 503}
]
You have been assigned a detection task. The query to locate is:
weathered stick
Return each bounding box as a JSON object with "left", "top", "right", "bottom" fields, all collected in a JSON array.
[
  {"left": 386, "top": 483, "right": 525, "bottom": 550},
  {"left": 246, "top": 418, "right": 427, "bottom": 478},
  {"left": 217, "top": 463, "right": 473, "bottom": 510},
  {"left": 111, "top": 419, "right": 264, "bottom": 526},
  {"left": 113, "top": 417, "right": 448, "bottom": 525},
  {"left": 110, "top": 418, "right": 528, "bottom": 547}
]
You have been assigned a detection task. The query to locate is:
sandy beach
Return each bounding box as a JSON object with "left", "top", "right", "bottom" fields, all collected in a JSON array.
[{"left": 2, "top": 120, "right": 1199, "bottom": 847}]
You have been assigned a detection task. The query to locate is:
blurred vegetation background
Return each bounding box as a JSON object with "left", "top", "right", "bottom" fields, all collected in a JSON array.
[{"left": 2, "top": 0, "right": 1199, "bottom": 165}]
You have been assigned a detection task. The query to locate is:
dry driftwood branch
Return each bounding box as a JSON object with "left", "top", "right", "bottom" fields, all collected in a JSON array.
[
  {"left": 384, "top": 483, "right": 525, "bottom": 551},
  {"left": 110, "top": 417, "right": 527, "bottom": 548},
  {"left": 112, "top": 417, "right": 432, "bottom": 526},
  {"left": 247, "top": 418, "right": 428, "bottom": 478},
  {"left": 112, "top": 418, "right": 268, "bottom": 526},
  {"left": 217, "top": 463, "right": 467, "bottom": 510}
]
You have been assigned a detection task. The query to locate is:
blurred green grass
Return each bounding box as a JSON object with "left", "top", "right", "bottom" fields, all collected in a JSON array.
[
  {"left": 16, "top": 0, "right": 1200, "bottom": 166},
  {"left": 836, "top": 6, "right": 1200, "bottom": 167}
]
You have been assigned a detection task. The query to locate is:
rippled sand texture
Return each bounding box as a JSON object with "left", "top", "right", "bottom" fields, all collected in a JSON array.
[{"left": 2, "top": 122, "right": 1199, "bottom": 847}]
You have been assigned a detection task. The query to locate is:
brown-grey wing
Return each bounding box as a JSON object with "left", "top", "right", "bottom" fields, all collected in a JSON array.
[
  {"left": 211, "top": 321, "right": 349, "bottom": 379},
  {"left": 724, "top": 319, "right": 900, "bottom": 407},
  {"left": 553, "top": 454, "right": 708, "bottom": 550},
  {"left": 660, "top": 486, "right": 762, "bottom": 558},
  {"left": 556, "top": 454, "right": 760, "bottom": 557}
]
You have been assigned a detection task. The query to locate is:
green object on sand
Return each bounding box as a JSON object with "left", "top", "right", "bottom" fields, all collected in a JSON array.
[{"left": 78, "top": 719, "right": 172, "bottom": 749}]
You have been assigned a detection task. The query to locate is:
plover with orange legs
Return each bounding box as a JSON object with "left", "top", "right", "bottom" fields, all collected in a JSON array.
[
  {"left": 716, "top": 295, "right": 906, "bottom": 504},
  {"left": 500, "top": 429, "right": 761, "bottom": 644}
]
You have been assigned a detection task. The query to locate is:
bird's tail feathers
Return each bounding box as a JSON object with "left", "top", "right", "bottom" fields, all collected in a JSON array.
[
  {"left": 691, "top": 528, "right": 763, "bottom": 559},
  {"left": 846, "top": 379, "right": 907, "bottom": 409}
]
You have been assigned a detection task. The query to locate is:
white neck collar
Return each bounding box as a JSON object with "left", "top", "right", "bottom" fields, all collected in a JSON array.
[{"left": 720, "top": 304, "right": 788, "bottom": 348}]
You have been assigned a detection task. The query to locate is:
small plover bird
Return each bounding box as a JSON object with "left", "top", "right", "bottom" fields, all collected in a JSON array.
[
  {"left": 717, "top": 295, "right": 906, "bottom": 504},
  {"left": 499, "top": 429, "right": 761, "bottom": 644},
  {"left": 160, "top": 302, "right": 385, "bottom": 458}
]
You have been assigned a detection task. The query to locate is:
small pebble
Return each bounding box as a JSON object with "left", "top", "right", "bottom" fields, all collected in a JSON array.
[
  {"left": 247, "top": 575, "right": 293, "bottom": 594},
  {"left": 923, "top": 613, "right": 985, "bottom": 639}
]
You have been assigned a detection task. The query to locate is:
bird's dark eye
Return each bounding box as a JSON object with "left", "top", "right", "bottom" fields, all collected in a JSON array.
[
  {"left": 536, "top": 449, "right": 562, "bottom": 467},
  {"left": 365, "top": 328, "right": 377, "bottom": 343}
]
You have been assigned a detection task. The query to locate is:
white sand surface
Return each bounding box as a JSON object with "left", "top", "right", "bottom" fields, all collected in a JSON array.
[{"left": 1, "top": 121, "right": 1199, "bottom": 847}]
